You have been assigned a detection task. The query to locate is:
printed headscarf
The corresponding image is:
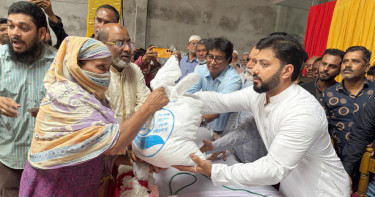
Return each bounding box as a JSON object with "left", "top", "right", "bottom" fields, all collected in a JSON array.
[{"left": 28, "top": 36, "right": 120, "bottom": 169}]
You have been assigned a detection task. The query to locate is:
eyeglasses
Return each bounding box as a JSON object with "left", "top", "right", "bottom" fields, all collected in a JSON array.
[
  {"left": 242, "top": 58, "right": 250, "bottom": 62},
  {"left": 105, "top": 41, "right": 134, "bottom": 49},
  {"left": 206, "top": 55, "right": 227, "bottom": 63}
]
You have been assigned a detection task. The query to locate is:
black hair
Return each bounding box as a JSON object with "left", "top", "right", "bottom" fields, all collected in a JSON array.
[
  {"left": 256, "top": 33, "right": 308, "bottom": 81},
  {"left": 8, "top": 1, "right": 47, "bottom": 29},
  {"left": 322, "top": 48, "right": 345, "bottom": 62},
  {"left": 134, "top": 48, "right": 146, "bottom": 61},
  {"left": 96, "top": 4, "right": 120, "bottom": 23},
  {"left": 0, "top": 18, "right": 7, "bottom": 24},
  {"left": 368, "top": 66, "right": 375, "bottom": 76},
  {"left": 345, "top": 46, "right": 372, "bottom": 64},
  {"left": 268, "top": 32, "right": 289, "bottom": 36},
  {"left": 313, "top": 57, "right": 322, "bottom": 64},
  {"left": 206, "top": 37, "right": 233, "bottom": 62}
]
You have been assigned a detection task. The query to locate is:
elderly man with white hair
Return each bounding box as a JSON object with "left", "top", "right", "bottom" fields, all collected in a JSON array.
[
  {"left": 178, "top": 35, "right": 201, "bottom": 81},
  {"left": 230, "top": 50, "right": 244, "bottom": 76},
  {"left": 230, "top": 50, "right": 239, "bottom": 67}
]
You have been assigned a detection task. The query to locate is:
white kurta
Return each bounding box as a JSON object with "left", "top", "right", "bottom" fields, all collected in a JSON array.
[
  {"left": 106, "top": 63, "right": 150, "bottom": 122},
  {"left": 192, "top": 83, "right": 350, "bottom": 197}
]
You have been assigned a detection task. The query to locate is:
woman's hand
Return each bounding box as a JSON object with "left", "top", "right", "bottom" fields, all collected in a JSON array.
[{"left": 143, "top": 88, "right": 169, "bottom": 113}]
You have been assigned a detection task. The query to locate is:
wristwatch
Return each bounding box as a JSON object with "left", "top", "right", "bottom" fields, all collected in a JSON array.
[{"left": 200, "top": 116, "right": 207, "bottom": 127}]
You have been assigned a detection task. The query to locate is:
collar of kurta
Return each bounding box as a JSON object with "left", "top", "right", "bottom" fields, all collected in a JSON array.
[
  {"left": 269, "top": 83, "right": 297, "bottom": 104},
  {"left": 110, "top": 63, "right": 131, "bottom": 75},
  {"left": 110, "top": 65, "right": 122, "bottom": 74}
]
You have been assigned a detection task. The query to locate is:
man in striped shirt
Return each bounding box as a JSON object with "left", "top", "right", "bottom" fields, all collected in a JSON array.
[{"left": 0, "top": 2, "right": 56, "bottom": 196}]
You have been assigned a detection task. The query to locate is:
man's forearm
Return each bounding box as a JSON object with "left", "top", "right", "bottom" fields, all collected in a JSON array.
[{"left": 204, "top": 114, "right": 219, "bottom": 123}]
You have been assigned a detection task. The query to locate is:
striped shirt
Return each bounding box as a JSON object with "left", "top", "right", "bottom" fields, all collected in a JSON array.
[{"left": 0, "top": 44, "right": 56, "bottom": 169}]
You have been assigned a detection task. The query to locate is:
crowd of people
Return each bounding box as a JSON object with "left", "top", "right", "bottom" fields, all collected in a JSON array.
[{"left": 1, "top": 1, "right": 375, "bottom": 197}]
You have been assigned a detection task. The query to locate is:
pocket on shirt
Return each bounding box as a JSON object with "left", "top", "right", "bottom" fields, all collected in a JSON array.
[{"left": 0, "top": 72, "right": 24, "bottom": 98}]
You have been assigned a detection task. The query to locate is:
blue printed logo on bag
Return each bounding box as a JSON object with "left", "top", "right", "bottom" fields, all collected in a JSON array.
[{"left": 133, "top": 108, "right": 175, "bottom": 157}]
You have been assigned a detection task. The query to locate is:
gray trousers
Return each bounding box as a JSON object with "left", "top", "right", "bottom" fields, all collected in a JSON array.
[{"left": 0, "top": 162, "right": 23, "bottom": 197}]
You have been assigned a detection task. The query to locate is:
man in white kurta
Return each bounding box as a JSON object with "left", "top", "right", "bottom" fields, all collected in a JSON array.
[
  {"left": 193, "top": 84, "right": 349, "bottom": 196},
  {"left": 98, "top": 24, "right": 150, "bottom": 122},
  {"left": 106, "top": 63, "right": 150, "bottom": 121},
  {"left": 175, "top": 33, "right": 350, "bottom": 197}
]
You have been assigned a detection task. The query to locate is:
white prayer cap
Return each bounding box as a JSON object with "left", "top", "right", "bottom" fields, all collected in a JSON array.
[
  {"left": 189, "top": 35, "right": 201, "bottom": 42},
  {"left": 233, "top": 50, "right": 239, "bottom": 55}
]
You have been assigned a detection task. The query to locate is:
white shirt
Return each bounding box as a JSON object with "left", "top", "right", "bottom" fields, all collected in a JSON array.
[
  {"left": 192, "top": 84, "right": 350, "bottom": 197},
  {"left": 106, "top": 63, "right": 150, "bottom": 122}
]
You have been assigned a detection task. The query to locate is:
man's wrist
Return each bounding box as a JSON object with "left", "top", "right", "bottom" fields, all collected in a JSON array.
[
  {"left": 47, "top": 13, "right": 59, "bottom": 24},
  {"left": 44, "top": 9, "right": 54, "bottom": 16},
  {"left": 141, "top": 56, "right": 149, "bottom": 66},
  {"left": 200, "top": 116, "right": 207, "bottom": 127}
]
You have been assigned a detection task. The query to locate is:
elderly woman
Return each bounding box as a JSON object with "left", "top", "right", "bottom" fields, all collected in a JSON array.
[{"left": 19, "top": 37, "right": 168, "bottom": 196}]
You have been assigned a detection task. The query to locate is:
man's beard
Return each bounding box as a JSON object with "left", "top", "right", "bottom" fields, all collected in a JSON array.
[
  {"left": 112, "top": 57, "right": 131, "bottom": 69},
  {"left": 244, "top": 69, "right": 253, "bottom": 81},
  {"left": 319, "top": 72, "right": 336, "bottom": 81},
  {"left": 8, "top": 36, "right": 42, "bottom": 63},
  {"left": 253, "top": 67, "right": 282, "bottom": 93}
]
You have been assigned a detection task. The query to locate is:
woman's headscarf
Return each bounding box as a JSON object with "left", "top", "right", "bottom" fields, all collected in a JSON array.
[
  {"left": 58, "top": 37, "right": 112, "bottom": 99},
  {"left": 28, "top": 36, "right": 120, "bottom": 169}
]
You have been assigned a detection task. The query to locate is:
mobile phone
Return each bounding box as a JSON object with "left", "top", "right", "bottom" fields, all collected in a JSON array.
[{"left": 152, "top": 48, "right": 172, "bottom": 58}]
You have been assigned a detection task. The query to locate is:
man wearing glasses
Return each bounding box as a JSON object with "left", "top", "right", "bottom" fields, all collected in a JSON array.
[
  {"left": 97, "top": 23, "right": 150, "bottom": 122},
  {"left": 187, "top": 37, "right": 242, "bottom": 137}
]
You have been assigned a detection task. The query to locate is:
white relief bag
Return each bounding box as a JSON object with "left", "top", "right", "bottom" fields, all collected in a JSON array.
[{"left": 132, "top": 56, "right": 205, "bottom": 168}]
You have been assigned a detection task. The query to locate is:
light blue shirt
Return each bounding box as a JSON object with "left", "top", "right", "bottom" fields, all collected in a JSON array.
[
  {"left": 0, "top": 44, "right": 56, "bottom": 169},
  {"left": 178, "top": 53, "right": 199, "bottom": 82},
  {"left": 187, "top": 64, "right": 242, "bottom": 131}
]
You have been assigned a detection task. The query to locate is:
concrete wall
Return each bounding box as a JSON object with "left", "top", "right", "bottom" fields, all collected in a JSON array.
[
  {"left": 122, "top": 0, "right": 137, "bottom": 45},
  {"left": 1, "top": 0, "right": 274, "bottom": 55},
  {"left": 273, "top": 4, "right": 309, "bottom": 39},
  {"left": 146, "top": 0, "right": 274, "bottom": 54},
  {"left": 1, "top": 0, "right": 317, "bottom": 56}
]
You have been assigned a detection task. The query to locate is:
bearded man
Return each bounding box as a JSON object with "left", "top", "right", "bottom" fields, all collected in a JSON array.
[
  {"left": 302, "top": 49, "right": 344, "bottom": 100},
  {"left": 175, "top": 33, "right": 350, "bottom": 197},
  {"left": 97, "top": 23, "right": 150, "bottom": 123},
  {"left": 0, "top": 2, "right": 56, "bottom": 196}
]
